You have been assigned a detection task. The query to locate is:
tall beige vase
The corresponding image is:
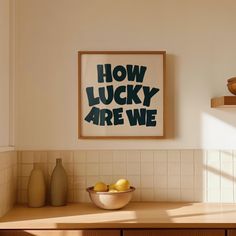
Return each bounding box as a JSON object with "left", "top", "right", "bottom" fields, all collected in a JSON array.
[
  {"left": 27, "top": 163, "right": 46, "bottom": 207},
  {"left": 50, "top": 158, "right": 68, "bottom": 206}
]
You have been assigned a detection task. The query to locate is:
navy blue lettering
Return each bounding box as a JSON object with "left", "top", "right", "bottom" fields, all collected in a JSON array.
[
  {"left": 146, "top": 110, "right": 157, "bottom": 126},
  {"left": 126, "top": 109, "right": 157, "bottom": 126},
  {"left": 113, "top": 108, "right": 124, "bottom": 125},
  {"left": 143, "top": 86, "right": 159, "bottom": 107},
  {"left": 100, "top": 109, "right": 113, "bottom": 126},
  {"left": 127, "top": 65, "right": 147, "bottom": 83},
  {"left": 113, "top": 65, "right": 126, "bottom": 82},
  {"left": 126, "top": 108, "right": 146, "bottom": 126},
  {"left": 86, "top": 87, "right": 99, "bottom": 106},
  {"left": 97, "top": 64, "right": 112, "bottom": 83},
  {"left": 127, "top": 85, "right": 142, "bottom": 105},
  {"left": 85, "top": 107, "right": 125, "bottom": 126},
  {"left": 84, "top": 107, "right": 99, "bottom": 125},
  {"left": 114, "top": 85, "right": 126, "bottom": 105},
  {"left": 99, "top": 85, "right": 113, "bottom": 105}
]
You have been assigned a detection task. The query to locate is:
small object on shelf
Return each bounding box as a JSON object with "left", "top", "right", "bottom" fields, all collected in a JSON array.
[
  {"left": 27, "top": 163, "right": 46, "bottom": 208},
  {"left": 86, "top": 186, "right": 135, "bottom": 210},
  {"left": 50, "top": 158, "right": 68, "bottom": 206},
  {"left": 227, "top": 77, "right": 236, "bottom": 83},
  {"left": 227, "top": 77, "right": 236, "bottom": 95},
  {"left": 211, "top": 96, "right": 236, "bottom": 108}
]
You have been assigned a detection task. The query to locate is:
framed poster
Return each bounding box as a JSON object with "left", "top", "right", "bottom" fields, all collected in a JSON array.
[{"left": 78, "top": 51, "right": 166, "bottom": 139}]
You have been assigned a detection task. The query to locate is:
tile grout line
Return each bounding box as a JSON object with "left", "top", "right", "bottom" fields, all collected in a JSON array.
[
  {"left": 111, "top": 151, "right": 114, "bottom": 181},
  {"left": 179, "top": 150, "right": 182, "bottom": 201},
  {"left": 193, "top": 150, "right": 196, "bottom": 202},
  {"left": 231, "top": 149, "right": 233, "bottom": 203},
  {"left": 167, "top": 150, "right": 169, "bottom": 201},
  {"left": 180, "top": 150, "right": 182, "bottom": 201},
  {"left": 152, "top": 151, "right": 155, "bottom": 201},
  {"left": 138, "top": 151, "right": 141, "bottom": 201},
  {"left": 125, "top": 151, "right": 127, "bottom": 180},
  {"left": 98, "top": 151, "right": 101, "bottom": 179},
  {"left": 85, "top": 151, "right": 88, "bottom": 199},
  {"left": 219, "top": 150, "right": 221, "bottom": 203},
  {"left": 206, "top": 150, "right": 208, "bottom": 202},
  {"left": 71, "top": 151, "right": 75, "bottom": 203},
  {"left": 191, "top": 150, "right": 194, "bottom": 202}
]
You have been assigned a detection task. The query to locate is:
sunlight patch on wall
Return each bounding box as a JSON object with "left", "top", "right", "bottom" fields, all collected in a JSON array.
[{"left": 201, "top": 113, "right": 236, "bottom": 149}]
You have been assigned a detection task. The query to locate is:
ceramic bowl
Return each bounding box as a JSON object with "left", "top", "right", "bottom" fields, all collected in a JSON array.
[
  {"left": 227, "top": 77, "right": 236, "bottom": 95},
  {"left": 228, "top": 83, "right": 236, "bottom": 95},
  {"left": 227, "top": 82, "right": 236, "bottom": 95},
  {"left": 86, "top": 186, "right": 135, "bottom": 210},
  {"left": 227, "top": 77, "right": 236, "bottom": 84}
]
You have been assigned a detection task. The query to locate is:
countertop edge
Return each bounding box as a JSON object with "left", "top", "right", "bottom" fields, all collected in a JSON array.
[{"left": 2, "top": 223, "right": 236, "bottom": 230}]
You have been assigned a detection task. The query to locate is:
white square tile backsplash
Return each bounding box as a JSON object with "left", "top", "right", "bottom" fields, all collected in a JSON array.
[
  {"left": 86, "top": 163, "right": 99, "bottom": 176},
  {"left": 168, "top": 175, "right": 180, "bottom": 188},
  {"left": 141, "top": 162, "right": 154, "bottom": 175},
  {"left": 16, "top": 150, "right": 236, "bottom": 204},
  {"left": 127, "top": 162, "right": 140, "bottom": 175},
  {"left": 0, "top": 151, "right": 17, "bottom": 217}
]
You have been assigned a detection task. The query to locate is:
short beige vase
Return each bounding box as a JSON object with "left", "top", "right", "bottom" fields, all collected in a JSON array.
[
  {"left": 27, "top": 163, "right": 46, "bottom": 207},
  {"left": 50, "top": 158, "right": 68, "bottom": 206}
]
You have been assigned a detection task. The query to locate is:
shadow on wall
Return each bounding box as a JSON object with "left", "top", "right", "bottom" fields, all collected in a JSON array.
[
  {"left": 204, "top": 150, "right": 235, "bottom": 202},
  {"left": 207, "top": 108, "right": 236, "bottom": 129},
  {"left": 186, "top": 149, "right": 235, "bottom": 203},
  {"left": 165, "top": 54, "right": 177, "bottom": 139}
]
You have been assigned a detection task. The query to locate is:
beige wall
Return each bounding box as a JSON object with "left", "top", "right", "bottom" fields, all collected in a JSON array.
[
  {"left": 0, "top": 0, "right": 10, "bottom": 147},
  {"left": 16, "top": 0, "right": 236, "bottom": 150}
]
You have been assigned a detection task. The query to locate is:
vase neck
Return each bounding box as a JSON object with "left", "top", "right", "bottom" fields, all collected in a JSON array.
[
  {"left": 33, "top": 162, "right": 42, "bottom": 170},
  {"left": 56, "top": 158, "right": 62, "bottom": 165}
]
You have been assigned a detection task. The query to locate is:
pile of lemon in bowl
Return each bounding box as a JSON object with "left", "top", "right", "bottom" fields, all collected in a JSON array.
[
  {"left": 87, "top": 179, "right": 135, "bottom": 210},
  {"left": 93, "top": 179, "right": 131, "bottom": 192}
]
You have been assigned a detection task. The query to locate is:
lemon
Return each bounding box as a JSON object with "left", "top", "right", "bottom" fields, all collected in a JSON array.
[
  {"left": 108, "top": 183, "right": 116, "bottom": 191},
  {"left": 93, "top": 182, "right": 108, "bottom": 192},
  {"left": 115, "top": 179, "right": 130, "bottom": 191}
]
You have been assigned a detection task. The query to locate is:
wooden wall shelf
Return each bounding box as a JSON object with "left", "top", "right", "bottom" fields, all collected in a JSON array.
[{"left": 211, "top": 96, "right": 236, "bottom": 108}]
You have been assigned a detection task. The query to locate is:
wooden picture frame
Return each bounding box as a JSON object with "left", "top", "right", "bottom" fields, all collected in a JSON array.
[{"left": 78, "top": 51, "right": 166, "bottom": 139}]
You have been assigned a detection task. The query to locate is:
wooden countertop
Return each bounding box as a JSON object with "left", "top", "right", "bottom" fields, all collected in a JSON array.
[{"left": 1, "top": 202, "right": 236, "bottom": 229}]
